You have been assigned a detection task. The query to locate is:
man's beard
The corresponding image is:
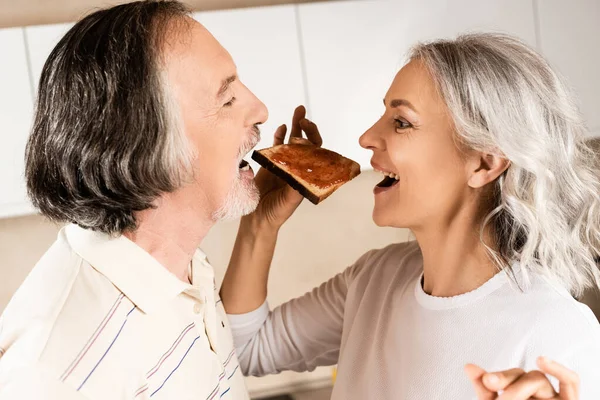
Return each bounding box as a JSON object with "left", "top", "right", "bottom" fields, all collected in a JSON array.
[
  {"left": 211, "top": 127, "right": 261, "bottom": 221},
  {"left": 211, "top": 171, "right": 260, "bottom": 221}
]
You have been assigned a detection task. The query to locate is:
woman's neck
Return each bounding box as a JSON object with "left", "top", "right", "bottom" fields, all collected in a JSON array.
[{"left": 412, "top": 215, "right": 499, "bottom": 297}]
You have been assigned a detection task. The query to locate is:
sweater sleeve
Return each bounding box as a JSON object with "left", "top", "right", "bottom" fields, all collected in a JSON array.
[
  {"left": 226, "top": 252, "right": 371, "bottom": 377},
  {"left": 558, "top": 331, "right": 600, "bottom": 399},
  {"left": 526, "top": 297, "right": 600, "bottom": 400}
]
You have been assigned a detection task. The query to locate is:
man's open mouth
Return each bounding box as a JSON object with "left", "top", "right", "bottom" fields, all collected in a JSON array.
[{"left": 239, "top": 159, "right": 250, "bottom": 171}]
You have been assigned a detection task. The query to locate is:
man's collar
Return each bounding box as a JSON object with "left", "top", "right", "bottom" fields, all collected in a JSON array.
[{"left": 64, "top": 224, "right": 209, "bottom": 314}]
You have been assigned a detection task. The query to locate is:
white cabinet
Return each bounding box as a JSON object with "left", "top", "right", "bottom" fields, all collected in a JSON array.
[
  {"left": 197, "top": 6, "right": 328, "bottom": 395},
  {"left": 2, "top": 1, "right": 598, "bottom": 219},
  {"left": 537, "top": 0, "right": 600, "bottom": 133},
  {"left": 0, "top": 28, "right": 34, "bottom": 218},
  {"left": 25, "top": 23, "right": 73, "bottom": 93},
  {"left": 0, "top": 22, "right": 73, "bottom": 219},
  {"left": 195, "top": 5, "right": 306, "bottom": 171},
  {"left": 298, "top": 0, "right": 537, "bottom": 169}
]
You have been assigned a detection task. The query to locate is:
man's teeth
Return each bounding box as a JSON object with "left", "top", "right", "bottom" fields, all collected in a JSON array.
[{"left": 374, "top": 168, "right": 399, "bottom": 180}]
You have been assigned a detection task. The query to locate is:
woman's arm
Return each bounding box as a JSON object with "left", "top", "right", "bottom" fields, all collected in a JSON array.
[
  {"left": 227, "top": 264, "right": 354, "bottom": 376},
  {"left": 221, "top": 105, "right": 346, "bottom": 375}
]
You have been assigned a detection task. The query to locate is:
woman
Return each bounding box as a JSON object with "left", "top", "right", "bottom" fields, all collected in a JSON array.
[{"left": 220, "top": 33, "right": 600, "bottom": 399}]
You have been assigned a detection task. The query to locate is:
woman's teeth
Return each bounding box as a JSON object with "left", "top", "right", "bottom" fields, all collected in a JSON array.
[{"left": 374, "top": 168, "right": 399, "bottom": 180}]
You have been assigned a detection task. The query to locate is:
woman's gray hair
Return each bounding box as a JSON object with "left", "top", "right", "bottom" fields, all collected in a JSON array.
[
  {"left": 410, "top": 33, "right": 600, "bottom": 296},
  {"left": 25, "top": 0, "right": 193, "bottom": 235}
]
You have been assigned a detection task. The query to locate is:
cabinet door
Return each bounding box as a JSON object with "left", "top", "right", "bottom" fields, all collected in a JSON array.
[
  {"left": 196, "top": 7, "right": 333, "bottom": 396},
  {"left": 0, "top": 28, "right": 34, "bottom": 218},
  {"left": 25, "top": 23, "right": 73, "bottom": 93},
  {"left": 298, "top": 0, "right": 536, "bottom": 168},
  {"left": 537, "top": 0, "right": 600, "bottom": 133},
  {"left": 196, "top": 5, "right": 306, "bottom": 171}
]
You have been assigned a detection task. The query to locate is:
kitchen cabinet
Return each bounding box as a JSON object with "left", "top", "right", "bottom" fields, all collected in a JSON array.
[
  {"left": 25, "top": 23, "right": 73, "bottom": 93},
  {"left": 196, "top": 7, "right": 334, "bottom": 395},
  {"left": 537, "top": 0, "right": 600, "bottom": 132},
  {"left": 2, "top": 0, "right": 598, "bottom": 220},
  {"left": 0, "top": 28, "right": 34, "bottom": 218},
  {"left": 196, "top": 5, "right": 306, "bottom": 171},
  {"left": 298, "top": 0, "right": 537, "bottom": 169}
]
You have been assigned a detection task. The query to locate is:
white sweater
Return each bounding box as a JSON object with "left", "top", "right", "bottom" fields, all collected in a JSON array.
[{"left": 228, "top": 241, "right": 600, "bottom": 399}]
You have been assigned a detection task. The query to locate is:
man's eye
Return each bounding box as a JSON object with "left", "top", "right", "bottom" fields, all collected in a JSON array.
[{"left": 224, "top": 97, "right": 236, "bottom": 107}]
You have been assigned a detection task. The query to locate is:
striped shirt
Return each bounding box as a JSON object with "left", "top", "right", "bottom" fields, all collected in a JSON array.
[{"left": 0, "top": 224, "right": 248, "bottom": 400}]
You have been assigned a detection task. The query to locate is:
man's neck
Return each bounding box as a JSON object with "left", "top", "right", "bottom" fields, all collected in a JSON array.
[{"left": 124, "top": 190, "right": 214, "bottom": 284}]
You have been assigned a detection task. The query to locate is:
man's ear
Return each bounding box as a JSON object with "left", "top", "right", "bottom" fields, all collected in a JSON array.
[{"left": 467, "top": 153, "right": 510, "bottom": 189}]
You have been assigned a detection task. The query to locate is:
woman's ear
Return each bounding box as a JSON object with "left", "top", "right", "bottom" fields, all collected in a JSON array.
[{"left": 467, "top": 152, "right": 510, "bottom": 189}]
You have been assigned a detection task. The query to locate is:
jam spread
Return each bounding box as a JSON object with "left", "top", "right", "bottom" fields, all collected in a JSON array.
[{"left": 270, "top": 144, "right": 355, "bottom": 189}]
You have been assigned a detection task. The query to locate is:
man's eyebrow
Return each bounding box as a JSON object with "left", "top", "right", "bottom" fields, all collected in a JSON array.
[{"left": 217, "top": 75, "right": 237, "bottom": 98}]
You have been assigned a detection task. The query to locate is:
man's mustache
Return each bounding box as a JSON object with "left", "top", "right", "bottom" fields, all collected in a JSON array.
[{"left": 238, "top": 125, "right": 261, "bottom": 160}]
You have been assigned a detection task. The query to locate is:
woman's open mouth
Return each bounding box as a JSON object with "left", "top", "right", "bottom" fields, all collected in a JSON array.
[
  {"left": 376, "top": 175, "right": 399, "bottom": 188},
  {"left": 374, "top": 169, "right": 399, "bottom": 194}
]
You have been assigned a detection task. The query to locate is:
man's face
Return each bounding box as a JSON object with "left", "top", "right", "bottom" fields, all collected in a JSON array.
[{"left": 164, "top": 18, "right": 268, "bottom": 220}]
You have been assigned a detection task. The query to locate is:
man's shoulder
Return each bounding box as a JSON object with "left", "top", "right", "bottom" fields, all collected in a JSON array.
[
  {"left": 0, "top": 228, "right": 117, "bottom": 377},
  {"left": 2, "top": 227, "right": 83, "bottom": 319}
]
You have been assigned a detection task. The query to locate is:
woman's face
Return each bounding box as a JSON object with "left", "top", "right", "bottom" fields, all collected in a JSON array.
[{"left": 360, "top": 59, "right": 481, "bottom": 230}]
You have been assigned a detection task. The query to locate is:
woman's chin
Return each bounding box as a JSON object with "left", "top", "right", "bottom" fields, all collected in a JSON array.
[
  {"left": 372, "top": 207, "right": 410, "bottom": 229},
  {"left": 372, "top": 209, "right": 394, "bottom": 227}
]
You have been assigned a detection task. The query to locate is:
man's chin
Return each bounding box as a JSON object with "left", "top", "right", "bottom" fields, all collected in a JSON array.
[
  {"left": 241, "top": 198, "right": 260, "bottom": 217},
  {"left": 238, "top": 190, "right": 260, "bottom": 217},
  {"left": 212, "top": 184, "right": 260, "bottom": 221}
]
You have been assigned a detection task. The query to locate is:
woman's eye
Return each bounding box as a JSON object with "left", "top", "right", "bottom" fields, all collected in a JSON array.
[
  {"left": 394, "top": 118, "right": 412, "bottom": 130},
  {"left": 224, "top": 97, "right": 236, "bottom": 107}
]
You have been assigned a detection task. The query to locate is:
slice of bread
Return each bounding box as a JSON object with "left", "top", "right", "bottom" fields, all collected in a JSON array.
[{"left": 251, "top": 140, "right": 361, "bottom": 204}]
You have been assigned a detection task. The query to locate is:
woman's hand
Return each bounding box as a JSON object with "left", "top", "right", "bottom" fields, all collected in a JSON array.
[
  {"left": 221, "top": 105, "right": 323, "bottom": 314},
  {"left": 249, "top": 105, "right": 322, "bottom": 230},
  {"left": 465, "top": 357, "right": 579, "bottom": 399}
]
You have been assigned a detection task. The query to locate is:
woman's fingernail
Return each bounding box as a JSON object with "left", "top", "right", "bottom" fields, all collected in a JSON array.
[
  {"left": 485, "top": 374, "right": 499, "bottom": 385},
  {"left": 539, "top": 356, "right": 552, "bottom": 364}
]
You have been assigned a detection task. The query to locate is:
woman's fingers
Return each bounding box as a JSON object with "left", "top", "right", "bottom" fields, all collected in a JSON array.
[
  {"left": 537, "top": 357, "right": 579, "bottom": 400},
  {"left": 465, "top": 364, "right": 497, "bottom": 400},
  {"left": 273, "top": 124, "right": 287, "bottom": 146},
  {"left": 299, "top": 118, "right": 323, "bottom": 147},
  {"left": 289, "top": 105, "right": 306, "bottom": 139}
]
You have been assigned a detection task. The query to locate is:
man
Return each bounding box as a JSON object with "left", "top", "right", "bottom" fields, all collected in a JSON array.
[{"left": 0, "top": 1, "right": 299, "bottom": 398}]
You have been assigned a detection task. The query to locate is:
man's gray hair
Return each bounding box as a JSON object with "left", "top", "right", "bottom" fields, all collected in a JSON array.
[{"left": 25, "top": 0, "right": 193, "bottom": 235}]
